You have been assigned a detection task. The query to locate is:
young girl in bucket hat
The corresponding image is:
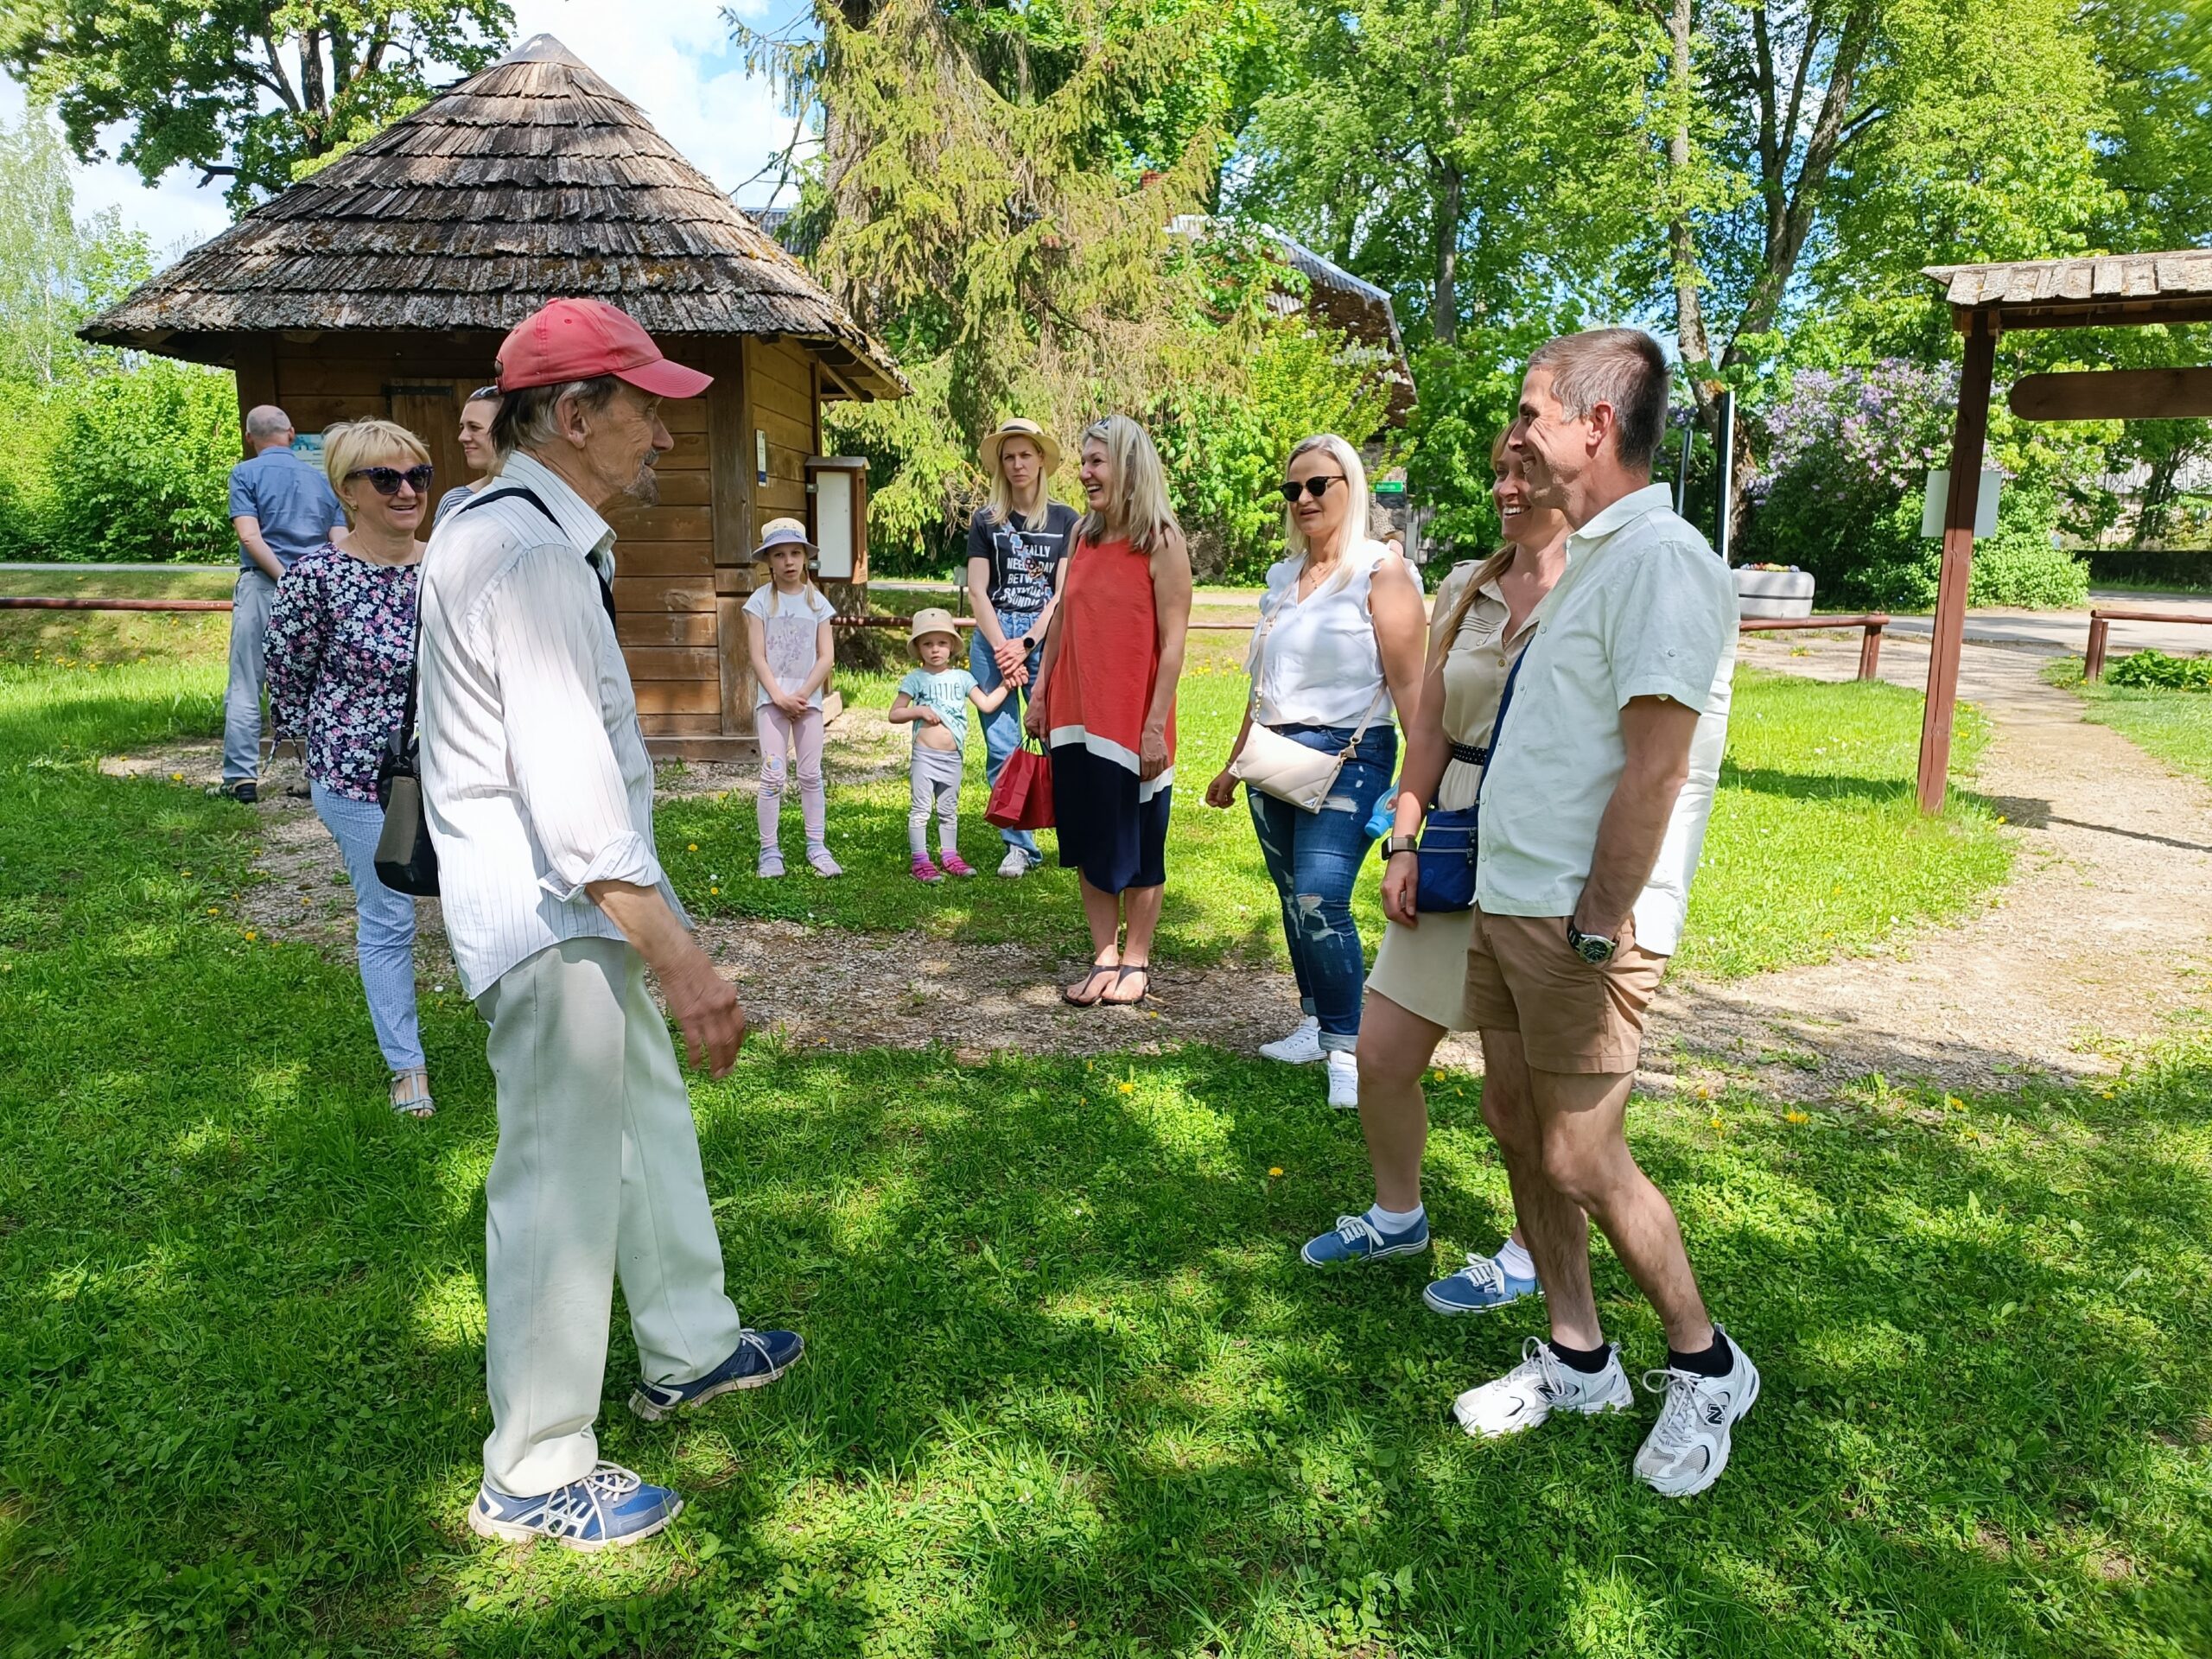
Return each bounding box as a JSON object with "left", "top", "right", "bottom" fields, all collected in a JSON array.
[
  {"left": 743, "top": 518, "right": 842, "bottom": 877},
  {"left": 890, "top": 608, "right": 1013, "bottom": 882}
]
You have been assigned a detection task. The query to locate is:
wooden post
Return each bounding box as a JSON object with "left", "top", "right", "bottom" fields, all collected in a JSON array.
[
  {"left": 2085, "top": 614, "right": 2110, "bottom": 681},
  {"left": 1915, "top": 308, "right": 1998, "bottom": 815},
  {"left": 1858, "top": 620, "right": 1885, "bottom": 682}
]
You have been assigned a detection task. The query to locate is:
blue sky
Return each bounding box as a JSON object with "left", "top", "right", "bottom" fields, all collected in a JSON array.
[{"left": 1, "top": 1, "right": 806, "bottom": 258}]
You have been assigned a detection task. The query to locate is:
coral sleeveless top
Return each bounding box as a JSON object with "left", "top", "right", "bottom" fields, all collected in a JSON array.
[{"left": 1045, "top": 534, "right": 1176, "bottom": 798}]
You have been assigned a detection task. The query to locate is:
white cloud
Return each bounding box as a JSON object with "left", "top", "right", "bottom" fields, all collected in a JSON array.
[{"left": 1, "top": 5, "right": 802, "bottom": 259}]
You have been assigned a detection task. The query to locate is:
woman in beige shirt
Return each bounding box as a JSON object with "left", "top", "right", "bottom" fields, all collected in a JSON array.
[{"left": 1299, "top": 434, "right": 1571, "bottom": 1313}]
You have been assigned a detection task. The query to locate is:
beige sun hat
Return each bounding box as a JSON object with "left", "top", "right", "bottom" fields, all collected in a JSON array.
[
  {"left": 907, "top": 606, "right": 962, "bottom": 653},
  {"left": 979, "top": 417, "right": 1062, "bottom": 477},
  {"left": 754, "top": 516, "right": 814, "bottom": 556}
]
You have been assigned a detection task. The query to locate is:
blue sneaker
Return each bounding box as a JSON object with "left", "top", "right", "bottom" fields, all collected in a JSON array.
[
  {"left": 468, "top": 1461, "right": 681, "bottom": 1552},
  {"left": 1424, "top": 1251, "right": 1541, "bottom": 1315},
  {"left": 628, "top": 1327, "right": 804, "bottom": 1422},
  {"left": 1300, "top": 1211, "right": 1430, "bottom": 1267}
]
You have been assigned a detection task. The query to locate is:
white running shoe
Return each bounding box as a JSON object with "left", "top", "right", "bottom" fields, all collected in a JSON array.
[
  {"left": 1633, "top": 1329, "right": 1760, "bottom": 1497},
  {"left": 1452, "top": 1336, "right": 1634, "bottom": 1440},
  {"left": 1259, "top": 1016, "right": 1325, "bottom": 1065},
  {"left": 996, "top": 847, "right": 1034, "bottom": 878},
  {"left": 1326, "top": 1049, "right": 1359, "bottom": 1109}
]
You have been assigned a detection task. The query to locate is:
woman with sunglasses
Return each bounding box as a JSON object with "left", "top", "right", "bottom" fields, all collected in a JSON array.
[
  {"left": 265, "top": 419, "right": 437, "bottom": 1119},
  {"left": 1204, "top": 434, "right": 1424, "bottom": 1108}
]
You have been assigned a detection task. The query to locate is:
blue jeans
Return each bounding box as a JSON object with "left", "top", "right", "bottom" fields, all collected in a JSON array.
[
  {"left": 223, "top": 569, "right": 276, "bottom": 782},
  {"left": 1246, "top": 722, "right": 1397, "bottom": 1051},
  {"left": 970, "top": 612, "right": 1043, "bottom": 857},
  {"left": 312, "top": 782, "right": 425, "bottom": 1071}
]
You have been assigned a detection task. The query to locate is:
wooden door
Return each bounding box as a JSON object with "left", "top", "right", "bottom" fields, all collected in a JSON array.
[{"left": 385, "top": 385, "right": 471, "bottom": 523}]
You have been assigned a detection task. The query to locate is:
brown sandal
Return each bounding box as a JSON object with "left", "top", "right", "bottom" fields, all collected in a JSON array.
[
  {"left": 1063, "top": 960, "right": 1121, "bottom": 1007},
  {"left": 1101, "top": 963, "right": 1151, "bottom": 1005}
]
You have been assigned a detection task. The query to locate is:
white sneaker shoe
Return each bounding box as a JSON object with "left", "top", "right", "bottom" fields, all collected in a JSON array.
[
  {"left": 1452, "top": 1336, "right": 1634, "bottom": 1440},
  {"left": 996, "top": 847, "right": 1034, "bottom": 878},
  {"left": 1259, "top": 1016, "right": 1325, "bottom": 1065},
  {"left": 1326, "top": 1049, "right": 1359, "bottom": 1109},
  {"left": 1633, "top": 1329, "right": 1760, "bottom": 1497}
]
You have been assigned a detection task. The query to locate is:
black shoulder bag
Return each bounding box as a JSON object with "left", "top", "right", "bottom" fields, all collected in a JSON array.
[{"left": 373, "top": 486, "right": 583, "bottom": 896}]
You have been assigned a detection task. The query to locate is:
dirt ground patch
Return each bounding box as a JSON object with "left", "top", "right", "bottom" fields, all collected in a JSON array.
[{"left": 104, "top": 633, "right": 2212, "bottom": 1101}]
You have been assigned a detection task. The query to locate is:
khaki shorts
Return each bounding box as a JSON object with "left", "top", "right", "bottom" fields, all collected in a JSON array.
[{"left": 1465, "top": 907, "right": 1668, "bottom": 1074}]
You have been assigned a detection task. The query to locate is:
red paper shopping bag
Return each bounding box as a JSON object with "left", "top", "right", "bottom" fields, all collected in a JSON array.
[{"left": 985, "top": 742, "right": 1055, "bottom": 830}]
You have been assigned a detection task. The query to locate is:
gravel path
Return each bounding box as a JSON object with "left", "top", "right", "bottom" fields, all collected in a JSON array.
[{"left": 107, "top": 635, "right": 2212, "bottom": 1098}]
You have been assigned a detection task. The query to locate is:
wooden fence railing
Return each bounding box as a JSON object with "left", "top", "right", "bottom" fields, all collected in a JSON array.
[{"left": 2082, "top": 607, "right": 2212, "bottom": 680}]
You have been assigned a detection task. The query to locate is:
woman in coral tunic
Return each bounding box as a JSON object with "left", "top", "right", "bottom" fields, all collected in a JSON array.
[{"left": 1026, "top": 415, "right": 1193, "bottom": 1007}]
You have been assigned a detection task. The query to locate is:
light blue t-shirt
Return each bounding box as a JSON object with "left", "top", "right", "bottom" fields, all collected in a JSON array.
[
  {"left": 899, "top": 666, "right": 977, "bottom": 751},
  {"left": 227, "top": 445, "right": 343, "bottom": 571}
]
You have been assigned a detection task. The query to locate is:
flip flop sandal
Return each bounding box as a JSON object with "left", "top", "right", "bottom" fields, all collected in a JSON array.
[
  {"left": 1103, "top": 964, "right": 1152, "bottom": 1005},
  {"left": 1063, "top": 963, "right": 1121, "bottom": 1007}
]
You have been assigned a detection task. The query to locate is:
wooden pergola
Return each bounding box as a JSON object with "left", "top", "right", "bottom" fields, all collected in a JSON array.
[{"left": 1915, "top": 249, "right": 2212, "bottom": 811}]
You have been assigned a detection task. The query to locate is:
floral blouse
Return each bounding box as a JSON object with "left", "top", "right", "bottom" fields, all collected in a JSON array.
[{"left": 264, "top": 542, "right": 420, "bottom": 804}]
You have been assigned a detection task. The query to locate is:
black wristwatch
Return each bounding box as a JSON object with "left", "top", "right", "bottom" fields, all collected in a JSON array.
[
  {"left": 1019, "top": 634, "right": 1034, "bottom": 652},
  {"left": 1566, "top": 921, "right": 1618, "bottom": 964},
  {"left": 1382, "top": 833, "right": 1420, "bottom": 858}
]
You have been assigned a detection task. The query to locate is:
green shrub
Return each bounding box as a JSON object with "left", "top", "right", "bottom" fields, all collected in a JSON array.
[
  {"left": 2107, "top": 648, "right": 2212, "bottom": 690},
  {"left": 1779, "top": 480, "right": 2085, "bottom": 612}
]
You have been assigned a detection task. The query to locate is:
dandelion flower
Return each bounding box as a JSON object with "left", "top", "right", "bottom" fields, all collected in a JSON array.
[
  {"left": 1945, "top": 1094, "right": 1965, "bottom": 1111},
  {"left": 1709, "top": 1116, "right": 1725, "bottom": 1132},
  {"left": 1268, "top": 1166, "right": 1284, "bottom": 1178},
  {"left": 170, "top": 772, "right": 184, "bottom": 783},
  {"left": 243, "top": 930, "right": 257, "bottom": 941},
  {"left": 688, "top": 842, "right": 698, "bottom": 851},
  {"left": 1118, "top": 1082, "right": 1134, "bottom": 1095},
  {"left": 709, "top": 886, "right": 721, "bottom": 895},
  {"left": 207, "top": 906, "right": 219, "bottom": 915},
  {"left": 1783, "top": 1109, "right": 1809, "bottom": 1125}
]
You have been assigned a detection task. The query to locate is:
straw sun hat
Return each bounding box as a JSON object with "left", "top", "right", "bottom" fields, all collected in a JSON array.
[
  {"left": 907, "top": 607, "right": 962, "bottom": 653},
  {"left": 978, "top": 417, "right": 1062, "bottom": 477}
]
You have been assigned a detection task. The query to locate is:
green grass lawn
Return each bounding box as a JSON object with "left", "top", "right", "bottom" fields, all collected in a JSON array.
[
  {"left": 2, "top": 654, "right": 2209, "bottom": 1656},
  {"left": 2064, "top": 671, "right": 2212, "bottom": 787}
]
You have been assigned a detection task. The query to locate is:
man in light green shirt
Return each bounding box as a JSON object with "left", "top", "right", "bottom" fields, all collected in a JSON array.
[{"left": 1449, "top": 328, "right": 1758, "bottom": 1501}]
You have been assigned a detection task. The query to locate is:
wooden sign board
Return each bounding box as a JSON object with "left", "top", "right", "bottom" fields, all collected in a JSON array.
[{"left": 2009, "top": 367, "right": 2212, "bottom": 422}]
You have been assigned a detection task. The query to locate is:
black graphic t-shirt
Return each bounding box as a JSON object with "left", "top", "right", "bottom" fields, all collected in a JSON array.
[{"left": 967, "top": 501, "right": 1079, "bottom": 620}]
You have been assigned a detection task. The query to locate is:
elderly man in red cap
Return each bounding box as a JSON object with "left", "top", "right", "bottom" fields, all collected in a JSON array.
[{"left": 418, "top": 298, "right": 802, "bottom": 1551}]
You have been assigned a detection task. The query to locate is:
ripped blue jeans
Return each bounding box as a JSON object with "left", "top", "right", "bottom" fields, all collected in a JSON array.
[{"left": 1245, "top": 721, "right": 1397, "bottom": 1051}]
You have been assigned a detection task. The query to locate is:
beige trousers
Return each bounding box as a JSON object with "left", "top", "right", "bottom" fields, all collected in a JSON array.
[{"left": 476, "top": 936, "right": 747, "bottom": 1496}]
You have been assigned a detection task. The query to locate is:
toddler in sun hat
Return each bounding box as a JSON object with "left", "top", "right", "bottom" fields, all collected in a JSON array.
[
  {"left": 887, "top": 607, "right": 1012, "bottom": 881},
  {"left": 743, "top": 518, "right": 842, "bottom": 877}
]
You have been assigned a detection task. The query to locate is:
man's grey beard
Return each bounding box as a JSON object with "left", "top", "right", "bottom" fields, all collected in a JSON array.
[{"left": 623, "top": 461, "right": 660, "bottom": 507}]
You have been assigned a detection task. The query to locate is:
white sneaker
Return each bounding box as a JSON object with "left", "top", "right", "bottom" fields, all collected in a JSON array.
[
  {"left": 1326, "top": 1049, "right": 1359, "bottom": 1109},
  {"left": 1633, "top": 1329, "right": 1760, "bottom": 1497},
  {"left": 996, "top": 847, "right": 1034, "bottom": 878},
  {"left": 1452, "top": 1336, "right": 1634, "bottom": 1440},
  {"left": 1258, "top": 1016, "right": 1324, "bottom": 1065}
]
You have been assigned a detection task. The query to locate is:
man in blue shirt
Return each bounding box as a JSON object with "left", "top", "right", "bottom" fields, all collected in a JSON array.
[{"left": 223, "top": 405, "right": 344, "bottom": 801}]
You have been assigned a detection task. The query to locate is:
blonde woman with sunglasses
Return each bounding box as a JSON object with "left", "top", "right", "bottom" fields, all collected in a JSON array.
[{"left": 264, "top": 418, "right": 437, "bottom": 1118}]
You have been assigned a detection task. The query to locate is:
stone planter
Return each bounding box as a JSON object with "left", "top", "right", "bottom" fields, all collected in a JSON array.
[{"left": 1734, "top": 566, "right": 1815, "bottom": 620}]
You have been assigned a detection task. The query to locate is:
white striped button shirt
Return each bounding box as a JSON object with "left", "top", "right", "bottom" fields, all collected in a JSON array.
[{"left": 417, "top": 450, "right": 684, "bottom": 998}]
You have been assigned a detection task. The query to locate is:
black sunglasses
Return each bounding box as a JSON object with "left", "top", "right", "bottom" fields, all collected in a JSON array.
[
  {"left": 346, "top": 464, "right": 435, "bottom": 497},
  {"left": 1278, "top": 474, "right": 1347, "bottom": 503}
]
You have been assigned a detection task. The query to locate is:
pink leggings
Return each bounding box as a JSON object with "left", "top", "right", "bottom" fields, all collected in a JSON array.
[{"left": 757, "top": 704, "right": 827, "bottom": 850}]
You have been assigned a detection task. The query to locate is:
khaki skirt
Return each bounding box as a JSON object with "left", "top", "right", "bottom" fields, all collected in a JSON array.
[{"left": 1365, "top": 906, "right": 1479, "bottom": 1033}]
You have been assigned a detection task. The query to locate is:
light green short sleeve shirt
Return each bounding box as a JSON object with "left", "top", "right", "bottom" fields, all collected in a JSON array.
[{"left": 1475, "top": 484, "right": 1738, "bottom": 956}]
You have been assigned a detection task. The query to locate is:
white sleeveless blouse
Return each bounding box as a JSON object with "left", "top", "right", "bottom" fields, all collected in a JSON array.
[{"left": 1248, "top": 539, "right": 1391, "bottom": 728}]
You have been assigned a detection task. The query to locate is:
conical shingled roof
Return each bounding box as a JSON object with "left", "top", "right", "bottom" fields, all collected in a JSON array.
[{"left": 82, "top": 34, "right": 904, "bottom": 398}]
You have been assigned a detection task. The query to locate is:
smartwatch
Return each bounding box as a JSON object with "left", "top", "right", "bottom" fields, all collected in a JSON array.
[
  {"left": 1018, "top": 634, "right": 1034, "bottom": 652},
  {"left": 1566, "top": 922, "right": 1618, "bottom": 964},
  {"left": 1382, "top": 833, "right": 1420, "bottom": 858}
]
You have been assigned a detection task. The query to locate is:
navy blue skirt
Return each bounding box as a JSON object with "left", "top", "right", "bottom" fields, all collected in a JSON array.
[{"left": 1050, "top": 743, "right": 1170, "bottom": 893}]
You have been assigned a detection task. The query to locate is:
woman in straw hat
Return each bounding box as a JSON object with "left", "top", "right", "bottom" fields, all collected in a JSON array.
[
  {"left": 1024, "top": 415, "right": 1192, "bottom": 1006},
  {"left": 967, "top": 417, "right": 1078, "bottom": 877}
]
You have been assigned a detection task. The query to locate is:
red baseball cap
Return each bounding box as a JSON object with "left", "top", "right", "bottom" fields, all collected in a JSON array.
[{"left": 495, "top": 298, "right": 713, "bottom": 399}]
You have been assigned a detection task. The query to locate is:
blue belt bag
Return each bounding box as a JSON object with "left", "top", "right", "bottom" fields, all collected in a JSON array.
[{"left": 1414, "top": 648, "right": 1528, "bottom": 913}]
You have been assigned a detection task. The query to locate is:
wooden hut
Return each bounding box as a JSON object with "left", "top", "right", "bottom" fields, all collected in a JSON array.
[{"left": 82, "top": 33, "right": 904, "bottom": 758}]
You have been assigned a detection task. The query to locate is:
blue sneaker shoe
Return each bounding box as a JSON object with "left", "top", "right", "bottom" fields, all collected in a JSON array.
[
  {"left": 1423, "top": 1251, "right": 1541, "bottom": 1315},
  {"left": 628, "top": 1327, "right": 804, "bottom": 1423},
  {"left": 1300, "top": 1211, "right": 1430, "bottom": 1267},
  {"left": 468, "top": 1461, "right": 681, "bottom": 1552}
]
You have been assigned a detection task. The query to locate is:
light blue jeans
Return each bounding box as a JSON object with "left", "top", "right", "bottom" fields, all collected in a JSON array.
[
  {"left": 223, "top": 569, "right": 277, "bottom": 782},
  {"left": 970, "top": 612, "right": 1043, "bottom": 858},
  {"left": 312, "top": 781, "right": 425, "bottom": 1071}
]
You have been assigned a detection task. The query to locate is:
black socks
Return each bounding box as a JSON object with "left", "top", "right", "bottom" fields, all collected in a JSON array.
[
  {"left": 1667, "top": 1328, "right": 1733, "bottom": 1378},
  {"left": 1546, "top": 1338, "right": 1613, "bottom": 1375}
]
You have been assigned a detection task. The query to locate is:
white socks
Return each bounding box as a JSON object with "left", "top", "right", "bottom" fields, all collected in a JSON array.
[
  {"left": 1496, "top": 1236, "right": 1535, "bottom": 1279},
  {"left": 1367, "top": 1202, "right": 1425, "bottom": 1234}
]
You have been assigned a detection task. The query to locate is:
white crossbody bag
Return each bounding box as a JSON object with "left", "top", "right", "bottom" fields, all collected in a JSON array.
[{"left": 1230, "top": 604, "right": 1389, "bottom": 813}]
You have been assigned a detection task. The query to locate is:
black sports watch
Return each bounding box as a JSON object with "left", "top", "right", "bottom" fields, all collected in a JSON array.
[
  {"left": 1566, "top": 922, "right": 1618, "bottom": 964},
  {"left": 1382, "top": 833, "right": 1420, "bottom": 858}
]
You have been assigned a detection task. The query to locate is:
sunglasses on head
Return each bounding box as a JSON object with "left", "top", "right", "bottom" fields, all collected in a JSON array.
[
  {"left": 1278, "top": 474, "right": 1347, "bottom": 503},
  {"left": 346, "top": 464, "right": 434, "bottom": 497}
]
